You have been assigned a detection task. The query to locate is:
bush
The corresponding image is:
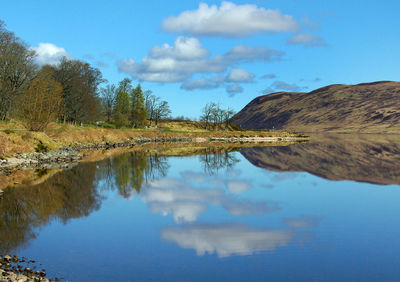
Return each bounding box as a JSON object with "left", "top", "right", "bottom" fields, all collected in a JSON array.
[
  {"left": 102, "top": 123, "right": 116, "bottom": 129},
  {"left": 35, "top": 141, "right": 50, "bottom": 153},
  {"left": 230, "top": 123, "right": 244, "bottom": 131}
]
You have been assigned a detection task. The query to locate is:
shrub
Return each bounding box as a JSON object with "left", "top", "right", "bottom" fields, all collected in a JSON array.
[{"left": 35, "top": 141, "right": 50, "bottom": 153}]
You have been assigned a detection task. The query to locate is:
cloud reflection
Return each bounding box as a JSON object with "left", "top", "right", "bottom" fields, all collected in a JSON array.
[
  {"left": 162, "top": 224, "right": 295, "bottom": 258},
  {"left": 284, "top": 215, "right": 324, "bottom": 228},
  {"left": 141, "top": 178, "right": 222, "bottom": 223},
  {"left": 225, "top": 180, "right": 252, "bottom": 194},
  {"left": 141, "top": 174, "right": 278, "bottom": 223}
]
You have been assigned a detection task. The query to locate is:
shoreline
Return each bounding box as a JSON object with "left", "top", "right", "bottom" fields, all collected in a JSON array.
[{"left": 0, "top": 135, "right": 309, "bottom": 172}]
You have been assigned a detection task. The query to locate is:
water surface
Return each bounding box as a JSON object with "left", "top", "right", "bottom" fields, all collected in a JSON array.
[{"left": 1, "top": 136, "right": 400, "bottom": 281}]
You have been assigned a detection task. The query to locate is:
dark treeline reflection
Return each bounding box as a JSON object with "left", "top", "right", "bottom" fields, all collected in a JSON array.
[
  {"left": 0, "top": 162, "right": 101, "bottom": 254},
  {"left": 0, "top": 148, "right": 239, "bottom": 253}
]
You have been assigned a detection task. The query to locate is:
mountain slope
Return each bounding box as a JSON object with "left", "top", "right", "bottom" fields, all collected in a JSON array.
[{"left": 232, "top": 81, "right": 400, "bottom": 133}]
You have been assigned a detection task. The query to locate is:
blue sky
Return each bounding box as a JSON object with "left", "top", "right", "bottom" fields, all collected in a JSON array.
[{"left": 1, "top": 0, "right": 399, "bottom": 118}]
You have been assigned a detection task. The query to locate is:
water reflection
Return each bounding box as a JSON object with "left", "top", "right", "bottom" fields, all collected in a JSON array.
[
  {"left": 0, "top": 148, "right": 252, "bottom": 253},
  {"left": 162, "top": 224, "right": 295, "bottom": 258},
  {"left": 0, "top": 162, "right": 101, "bottom": 253},
  {"left": 240, "top": 134, "right": 400, "bottom": 185},
  {"left": 97, "top": 151, "right": 170, "bottom": 198},
  {"left": 142, "top": 177, "right": 279, "bottom": 223},
  {"left": 199, "top": 147, "right": 240, "bottom": 175},
  {"left": 3, "top": 141, "right": 400, "bottom": 281}
]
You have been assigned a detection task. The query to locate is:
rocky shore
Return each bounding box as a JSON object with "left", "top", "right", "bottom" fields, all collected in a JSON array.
[
  {"left": 0, "top": 135, "right": 309, "bottom": 173},
  {"left": 0, "top": 255, "right": 53, "bottom": 282}
]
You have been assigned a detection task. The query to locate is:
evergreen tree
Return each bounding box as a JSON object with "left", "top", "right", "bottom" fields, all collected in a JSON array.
[
  {"left": 113, "top": 79, "right": 131, "bottom": 128},
  {"left": 130, "top": 84, "right": 147, "bottom": 128}
]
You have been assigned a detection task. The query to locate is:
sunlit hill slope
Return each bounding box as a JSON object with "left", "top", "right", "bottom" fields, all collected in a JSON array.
[{"left": 232, "top": 81, "right": 400, "bottom": 133}]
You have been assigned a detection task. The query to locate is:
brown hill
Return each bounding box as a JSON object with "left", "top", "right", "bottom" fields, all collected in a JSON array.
[
  {"left": 232, "top": 81, "right": 400, "bottom": 133},
  {"left": 240, "top": 134, "right": 400, "bottom": 185}
]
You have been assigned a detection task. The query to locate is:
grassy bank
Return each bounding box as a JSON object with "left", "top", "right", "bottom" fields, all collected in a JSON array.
[{"left": 0, "top": 120, "right": 306, "bottom": 157}]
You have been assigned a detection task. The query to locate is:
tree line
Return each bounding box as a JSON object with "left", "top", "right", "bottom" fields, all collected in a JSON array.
[
  {"left": 0, "top": 20, "right": 170, "bottom": 131},
  {"left": 100, "top": 79, "right": 170, "bottom": 128}
]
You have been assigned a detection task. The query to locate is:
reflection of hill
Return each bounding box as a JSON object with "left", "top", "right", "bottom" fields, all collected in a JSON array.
[{"left": 240, "top": 135, "right": 400, "bottom": 185}]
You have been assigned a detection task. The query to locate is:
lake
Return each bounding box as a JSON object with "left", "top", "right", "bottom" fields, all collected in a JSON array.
[{"left": 1, "top": 134, "right": 400, "bottom": 281}]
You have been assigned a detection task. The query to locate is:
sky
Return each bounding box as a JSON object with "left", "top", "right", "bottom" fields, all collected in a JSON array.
[{"left": 1, "top": 0, "right": 399, "bottom": 118}]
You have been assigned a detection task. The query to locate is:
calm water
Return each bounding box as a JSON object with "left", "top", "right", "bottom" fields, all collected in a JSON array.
[{"left": 1, "top": 135, "right": 400, "bottom": 281}]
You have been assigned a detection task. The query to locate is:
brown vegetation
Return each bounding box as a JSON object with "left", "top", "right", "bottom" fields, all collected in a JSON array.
[{"left": 232, "top": 81, "right": 400, "bottom": 133}]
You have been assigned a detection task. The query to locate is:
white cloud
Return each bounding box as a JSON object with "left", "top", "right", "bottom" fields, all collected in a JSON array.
[
  {"left": 162, "top": 224, "right": 295, "bottom": 257},
  {"left": 226, "top": 68, "right": 255, "bottom": 83},
  {"left": 226, "top": 84, "right": 243, "bottom": 96},
  {"left": 117, "top": 37, "right": 226, "bottom": 83},
  {"left": 118, "top": 37, "right": 283, "bottom": 84},
  {"left": 149, "top": 36, "right": 209, "bottom": 60},
  {"left": 162, "top": 2, "right": 299, "bottom": 37},
  {"left": 287, "top": 33, "right": 327, "bottom": 47},
  {"left": 31, "top": 43, "right": 72, "bottom": 66}
]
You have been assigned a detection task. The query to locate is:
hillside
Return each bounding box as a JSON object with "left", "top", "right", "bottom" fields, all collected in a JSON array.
[
  {"left": 232, "top": 81, "right": 400, "bottom": 133},
  {"left": 240, "top": 134, "right": 400, "bottom": 185}
]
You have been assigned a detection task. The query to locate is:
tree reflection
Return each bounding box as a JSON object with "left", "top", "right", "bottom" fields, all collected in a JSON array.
[
  {"left": 199, "top": 147, "right": 240, "bottom": 175},
  {"left": 91, "top": 151, "right": 170, "bottom": 199},
  {"left": 0, "top": 162, "right": 101, "bottom": 254},
  {"left": 0, "top": 147, "right": 238, "bottom": 254}
]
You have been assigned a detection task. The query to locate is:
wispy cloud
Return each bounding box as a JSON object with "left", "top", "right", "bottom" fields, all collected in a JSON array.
[
  {"left": 261, "top": 74, "right": 277, "bottom": 80},
  {"left": 284, "top": 215, "right": 324, "bottom": 228},
  {"left": 263, "top": 80, "right": 307, "bottom": 94},
  {"left": 180, "top": 77, "right": 221, "bottom": 91},
  {"left": 287, "top": 33, "right": 327, "bottom": 47},
  {"left": 226, "top": 84, "right": 244, "bottom": 96}
]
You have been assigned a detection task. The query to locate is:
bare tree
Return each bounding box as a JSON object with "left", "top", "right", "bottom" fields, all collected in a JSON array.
[
  {"left": 146, "top": 94, "right": 160, "bottom": 126},
  {"left": 17, "top": 68, "right": 63, "bottom": 131},
  {"left": 200, "top": 102, "right": 216, "bottom": 130},
  {"left": 0, "top": 20, "right": 36, "bottom": 120},
  {"left": 100, "top": 84, "right": 116, "bottom": 122},
  {"left": 223, "top": 107, "right": 236, "bottom": 130},
  {"left": 154, "top": 100, "right": 171, "bottom": 125},
  {"left": 200, "top": 103, "right": 235, "bottom": 130},
  {"left": 211, "top": 103, "right": 224, "bottom": 130}
]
